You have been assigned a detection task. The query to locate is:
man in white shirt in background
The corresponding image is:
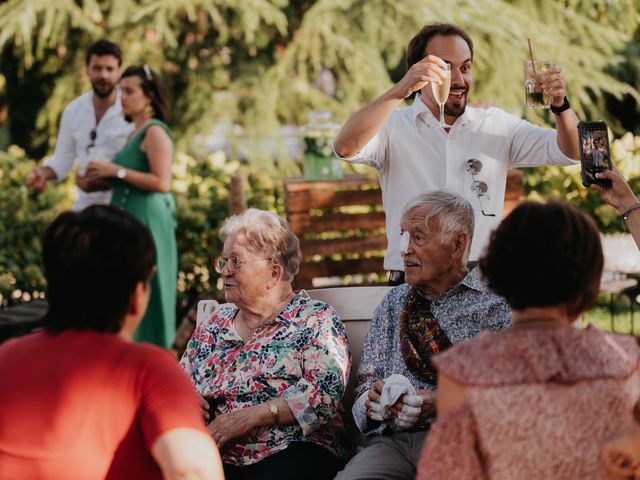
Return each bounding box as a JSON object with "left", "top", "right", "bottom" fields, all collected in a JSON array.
[
  {"left": 333, "top": 23, "right": 580, "bottom": 285},
  {"left": 26, "top": 39, "right": 133, "bottom": 210}
]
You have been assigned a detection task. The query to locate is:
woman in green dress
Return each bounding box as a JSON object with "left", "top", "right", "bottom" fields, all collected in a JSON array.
[{"left": 86, "top": 65, "right": 176, "bottom": 348}]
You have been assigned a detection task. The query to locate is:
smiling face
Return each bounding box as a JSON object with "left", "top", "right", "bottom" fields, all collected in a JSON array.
[
  {"left": 420, "top": 34, "right": 473, "bottom": 122},
  {"left": 87, "top": 54, "right": 121, "bottom": 99},
  {"left": 220, "top": 233, "right": 273, "bottom": 308},
  {"left": 400, "top": 206, "right": 467, "bottom": 297},
  {"left": 119, "top": 76, "right": 152, "bottom": 119}
]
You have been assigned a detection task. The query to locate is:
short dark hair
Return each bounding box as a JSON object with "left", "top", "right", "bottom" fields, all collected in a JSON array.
[
  {"left": 85, "top": 39, "right": 122, "bottom": 66},
  {"left": 406, "top": 23, "right": 474, "bottom": 69},
  {"left": 479, "top": 200, "right": 603, "bottom": 315},
  {"left": 121, "top": 65, "right": 170, "bottom": 123},
  {"left": 42, "top": 205, "right": 156, "bottom": 334}
]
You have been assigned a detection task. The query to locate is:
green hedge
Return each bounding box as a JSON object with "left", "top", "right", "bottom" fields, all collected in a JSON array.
[{"left": 0, "top": 147, "right": 281, "bottom": 314}]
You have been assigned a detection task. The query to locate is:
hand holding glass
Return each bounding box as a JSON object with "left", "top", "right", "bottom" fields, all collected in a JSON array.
[
  {"left": 524, "top": 60, "right": 553, "bottom": 109},
  {"left": 431, "top": 63, "right": 451, "bottom": 128}
]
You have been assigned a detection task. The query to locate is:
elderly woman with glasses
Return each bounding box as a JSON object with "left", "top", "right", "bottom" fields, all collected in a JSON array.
[{"left": 180, "top": 208, "right": 350, "bottom": 480}]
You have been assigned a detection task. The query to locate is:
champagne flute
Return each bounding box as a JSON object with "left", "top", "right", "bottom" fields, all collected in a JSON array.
[{"left": 431, "top": 63, "right": 451, "bottom": 128}]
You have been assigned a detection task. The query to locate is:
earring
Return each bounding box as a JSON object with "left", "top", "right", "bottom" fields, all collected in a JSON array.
[{"left": 144, "top": 104, "right": 154, "bottom": 119}]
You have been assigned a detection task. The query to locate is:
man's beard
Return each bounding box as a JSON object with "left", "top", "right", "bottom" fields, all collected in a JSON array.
[
  {"left": 444, "top": 88, "right": 468, "bottom": 117},
  {"left": 92, "top": 82, "right": 115, "bottom": 99}
]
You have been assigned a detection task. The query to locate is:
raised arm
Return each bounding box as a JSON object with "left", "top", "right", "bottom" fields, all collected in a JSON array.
[
  {"left": 541, "top": 64, "right": 580, "bottom": 159},
  {"left": 333, "top": 56, "right": 447, "bottom": 158}
]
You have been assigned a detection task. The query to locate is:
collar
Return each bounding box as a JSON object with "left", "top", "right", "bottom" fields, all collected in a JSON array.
[
  {"left": 217, "top": 290, "right": 306, "bottom": 343},
  {"left": 414, "top": 266, "right": 486, "bottom": 302},
  {"left": 80, "top": 87, "right": 123, "bottom": 115},
  {"left": 410, "top": 93, "right": 479, "bottom": 130}
]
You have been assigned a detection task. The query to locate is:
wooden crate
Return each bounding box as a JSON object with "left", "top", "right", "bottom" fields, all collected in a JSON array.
[{"left": 285, "top": 170, "right": 524, "bottom": 289}]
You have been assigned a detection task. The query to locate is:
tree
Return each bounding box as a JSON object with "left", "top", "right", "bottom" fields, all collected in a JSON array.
[{"left": 1, "top": 0, "right": 639, "bottom": 162}]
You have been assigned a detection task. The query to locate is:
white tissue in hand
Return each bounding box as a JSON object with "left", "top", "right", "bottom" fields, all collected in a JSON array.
[
  {"left": 368, "top": 400, "right": 384, "bottom": 421},
  {"left": 394, "top": 395, "right": 423, "bottom": 428},
  {"left": 402, "top": 394, "right": 424, "bottom": 408},
  {"left": 379, "top": 374, "right": 416, "bottom": 419}
]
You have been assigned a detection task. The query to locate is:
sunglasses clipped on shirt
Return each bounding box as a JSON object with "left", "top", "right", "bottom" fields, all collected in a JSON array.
[
  {"left": 87, "top": 128, "right": 97, "bottom": 152},
  {"left": 465, "top": 158, "right": 496, "bottom": 217}
]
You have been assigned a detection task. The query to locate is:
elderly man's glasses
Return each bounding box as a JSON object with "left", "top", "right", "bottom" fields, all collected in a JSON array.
[
  {"left": 214, "top": 256, "right": 269, "bottom": 274},
  {"left": 465, "top": 159, "right": 496, "bottom": 217}
]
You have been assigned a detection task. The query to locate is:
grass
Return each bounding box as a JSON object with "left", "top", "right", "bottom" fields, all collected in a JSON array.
[{"left": 583, "top": 297, "right": 640, "bottom": 336}]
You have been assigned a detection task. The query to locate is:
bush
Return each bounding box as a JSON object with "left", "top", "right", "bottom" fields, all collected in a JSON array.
[
  {"left": 0, "top": 146, "right": 72, "bottom": 306},
  {"left": 0, "top": 146, "right": 283, "bottom": 316},
  {"left": 521, "top": 132, "right": 640, "bottom": 233}
]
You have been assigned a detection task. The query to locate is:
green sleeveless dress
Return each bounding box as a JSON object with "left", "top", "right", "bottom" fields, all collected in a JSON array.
[{"left": 111, "top": 119, "right": 177, "bottom": 348}]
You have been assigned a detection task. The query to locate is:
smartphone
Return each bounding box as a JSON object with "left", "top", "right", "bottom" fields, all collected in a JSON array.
[{"left": 577, "top": 121, "right": 612, "bottom": 187}]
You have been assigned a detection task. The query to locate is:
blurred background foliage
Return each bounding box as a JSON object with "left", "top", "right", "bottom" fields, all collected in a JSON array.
[{"left": 2, "top": 0, "right": 640, "bottom": 313}]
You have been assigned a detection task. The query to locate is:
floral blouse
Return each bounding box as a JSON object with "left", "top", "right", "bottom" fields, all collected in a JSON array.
[{"left": 180, "top": 290, "right": 350, "bottom": 466}]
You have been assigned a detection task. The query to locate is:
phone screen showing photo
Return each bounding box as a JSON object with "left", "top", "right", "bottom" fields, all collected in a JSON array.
[{"left": 578, "top": 121, "right": 612, "bottom": 187}]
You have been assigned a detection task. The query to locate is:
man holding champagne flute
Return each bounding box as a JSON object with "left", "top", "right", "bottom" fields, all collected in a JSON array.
[{"left": 334, "top": 22, "right": 580, "bottom": 286}]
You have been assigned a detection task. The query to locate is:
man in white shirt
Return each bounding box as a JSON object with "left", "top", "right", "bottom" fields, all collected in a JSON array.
[
  {"left": 26, "top": 39, "right": 133, "bottom": 210},
  {"left": 333, "top": 23, "right": 580, "bottom": 284}
]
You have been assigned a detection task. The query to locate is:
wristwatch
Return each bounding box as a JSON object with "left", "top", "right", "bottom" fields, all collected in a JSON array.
[
  {"left": 116, "top": 167, "right": 127, "bottom": 179},
  {"left": 267, "top": 401, "right": 280, "bottom": 426},
  {"left": 550, "top": 96, "right": 571, "bottom": 115}
]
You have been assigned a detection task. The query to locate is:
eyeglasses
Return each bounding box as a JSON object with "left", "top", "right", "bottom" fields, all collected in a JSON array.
[
  {"left": 465, "top": 159, "right": 496, "bottom": 217},
  {"left": 214, "top": 256, "right": 269, "bottom": 274},
  {"left": 87, "top": 128, "right": 97, "bottom": 152}
]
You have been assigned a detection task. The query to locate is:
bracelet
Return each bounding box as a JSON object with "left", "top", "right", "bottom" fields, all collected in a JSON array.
[
  {"left": 550, "top": 96, "right": 571, "bottom": 115},
  {"left": 621, "top": 203, "right": 640, "bottom": 222}
]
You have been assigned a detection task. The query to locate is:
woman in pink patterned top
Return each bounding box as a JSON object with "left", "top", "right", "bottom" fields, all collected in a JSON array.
[
  {"left": 417, "top": 200, "right": 640, "bottom": 480},
  {"left": 181, "top": 208, "right": 349, "bottom": 480}
]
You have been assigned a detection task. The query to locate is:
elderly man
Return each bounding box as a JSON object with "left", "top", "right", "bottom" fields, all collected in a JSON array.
[
  {"left": 335, "top": 190, "right": 511, "bottom": 480},
  {"left": 333, "top": 23, "right": 579, "bottom": 285}
]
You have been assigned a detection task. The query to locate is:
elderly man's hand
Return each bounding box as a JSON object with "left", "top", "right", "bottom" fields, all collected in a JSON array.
[
  {"left": 364, "top": 379, "right": 385, "bottom": 421},
  {"left": 387, "top": 389, "right": 435, "bottom": 428},
  {"left": 391, "top": 55, "right": 448, "bottom": 100},
  {"left": 207, "top": 406, "right": 259, "bottom": 449},
  {"left": 540, "top": 64, "right": 567, "bottom": 108}
]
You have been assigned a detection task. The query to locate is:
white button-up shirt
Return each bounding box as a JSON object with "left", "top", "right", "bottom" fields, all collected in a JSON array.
[
  {"left": 335, "top": 95, "right": 577, "bottom": 270},
  {"left": 44, "top": 90, "right": 133, "bottom": 210}
]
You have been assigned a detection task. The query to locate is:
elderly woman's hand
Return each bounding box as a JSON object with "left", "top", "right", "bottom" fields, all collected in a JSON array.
[{"left": 207, "top": 406, "right": 261, "bottom": 449}]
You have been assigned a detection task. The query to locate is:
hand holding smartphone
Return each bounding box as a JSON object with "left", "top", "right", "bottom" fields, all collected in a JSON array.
[{"left": 578, "top": 121, "right": 612, "bottom": 187}]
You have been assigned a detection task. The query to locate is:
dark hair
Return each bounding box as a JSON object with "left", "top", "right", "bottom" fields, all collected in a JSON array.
[
  {"left": 406, "top": 23, "right": 474, "bottom": 69},
  {"left": 85, "top": 39, "right": 122, "bottom": 66},
  {"left": 479, "top": 200, "right": 603, "bottom": 315},
  {"left": 121, "top": 65, "right": 170, "bottom": 122},
  {"left": 42, "top": 205, "right": 156, "bottom": 334}
]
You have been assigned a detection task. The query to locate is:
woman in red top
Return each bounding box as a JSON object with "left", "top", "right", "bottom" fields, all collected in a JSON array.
[{"left": 0, "top": 206, "right": 223, "bottom": 479}]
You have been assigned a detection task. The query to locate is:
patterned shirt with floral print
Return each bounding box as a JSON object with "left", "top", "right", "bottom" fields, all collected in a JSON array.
[{"left": 180, "top": 290, "right": 350, "bottom": 466}]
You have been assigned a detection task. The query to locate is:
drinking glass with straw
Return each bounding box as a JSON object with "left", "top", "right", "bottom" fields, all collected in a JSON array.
[{"left": 523, "top": 38, "right": 552, "bottom": 109}]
